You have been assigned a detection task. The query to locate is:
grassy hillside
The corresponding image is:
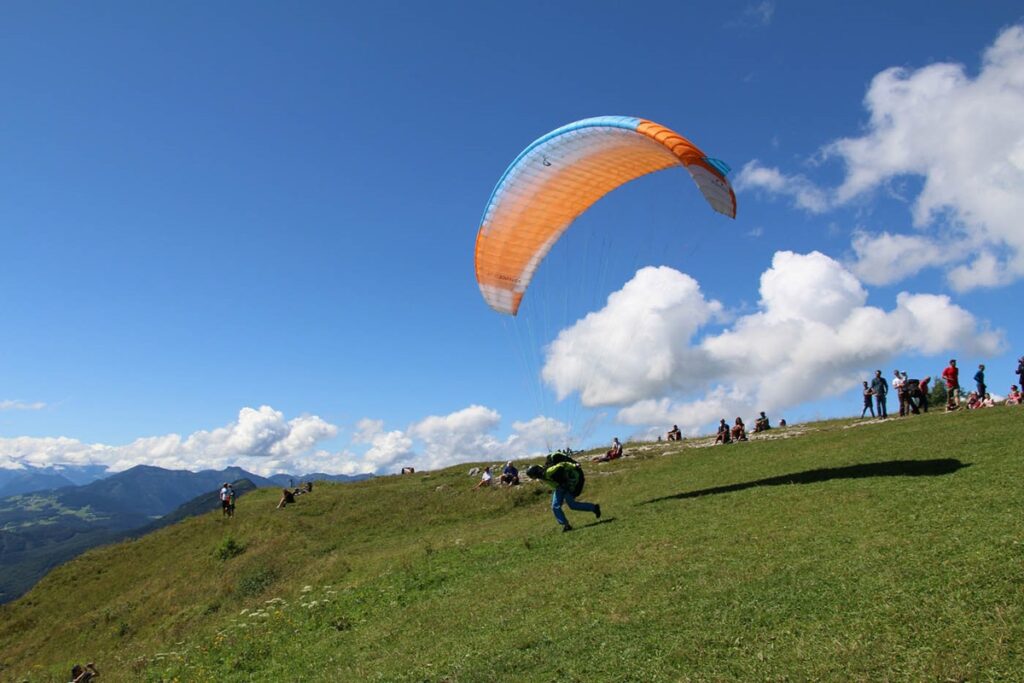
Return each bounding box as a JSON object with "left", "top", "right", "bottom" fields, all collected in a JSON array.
[{"left": 2, "top": 409, "right": 1023, "bottom": 681}]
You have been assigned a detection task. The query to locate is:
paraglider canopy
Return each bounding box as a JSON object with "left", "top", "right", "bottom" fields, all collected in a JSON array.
[{"left": 474, "top": 116, "right": 736, "bottom": 315}]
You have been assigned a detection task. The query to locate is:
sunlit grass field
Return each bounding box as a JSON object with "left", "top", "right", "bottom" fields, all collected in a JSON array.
[{"left": 2, "top": 408, "right": 1023, "bottom": 681}]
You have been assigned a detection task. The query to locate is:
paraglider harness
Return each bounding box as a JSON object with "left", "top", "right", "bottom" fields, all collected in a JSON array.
[{"left": 544, "top": 450, "right": 585, "bottom": 497}]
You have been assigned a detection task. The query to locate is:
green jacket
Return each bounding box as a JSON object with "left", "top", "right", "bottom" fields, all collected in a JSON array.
[{"left": 542, "top": 461, "right": 582, "bottom": 494}]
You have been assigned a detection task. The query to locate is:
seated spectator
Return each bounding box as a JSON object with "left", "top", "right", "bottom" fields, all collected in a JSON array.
[
  {"left": 666, "top": 425, "right": 682, "bottom": 441},
  {"left": 731, "top": 418, "right": 747, "bottom": 442},
  {"left": 592, "top": 438, "right": 623, "bottom": 463},
  {"left": 754, "top": 411, "right": 771, "bottom": 432},
  {"left": 401, "top": 466, "right": 415, "bottom": 474},
  {"left": 967, "top": 392, "right": 981, "bottom": 410},
  {"left": 1006, "top": 385, "right": 1021, "bottom": 405},
  {"left": 276, "top": 488, "right": 295, "bottom": 509},
  {"left": 982, "top": 393, "right": 996, "bottom": 408},
  {"left": 71, "top": 663, "right": 100, "bottom": 682},
  {"left": 473, "top": 466, "right": 494, "bottom": 489},
  {"left": 714, "top": 419, "right": 731, "bottom": 445},
  {"left": 500, "top": 461, "right": 520, "bottom": 486},
  {"left": 778, "top": 418, "right": 787, "bottom": 427}
]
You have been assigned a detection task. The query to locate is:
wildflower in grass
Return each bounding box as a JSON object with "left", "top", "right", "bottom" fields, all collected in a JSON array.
[{"left": 302, "top": 585, "right": 313, "bottom": 592}]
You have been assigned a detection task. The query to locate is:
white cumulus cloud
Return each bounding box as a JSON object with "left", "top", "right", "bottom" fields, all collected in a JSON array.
[
  {"left": 343, "top": 407, "right": 572, "bottom": 473},
  {"left": 542, "top": 266, "right": 723, "bottom": 406},
  {"left": 743, "top": 25, "right": 1024, "bottom": 291},
  {"left": 0, "top": 406, "right": 341, "bottom": 476},
  {"left": 542, "top": 253, "right": 1003, "bottom": 434}
]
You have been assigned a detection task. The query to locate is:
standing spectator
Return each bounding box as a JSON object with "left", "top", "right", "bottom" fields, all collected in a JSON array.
[
  {"left": 892, "top": 369, "right": 906, "bottom": 416},
  {"left": 1017, "top": 356, "right": 1024, "bottom": 391},
  {"left": 219, "top": 483, "right": 233, "bottom": 518},
  {"left": 918, "top": 376, "right": 931, "bottom": 413},
  {"left": 974, "top": 364, "right": 986, "bottom": 400},
  {"left": 870, "top": 370, "right": 889, "bottom": 418},
  {"left": 861, "top": 381, "right": 875, "bottom": 418},
  {"left": 942, "top": 359, "right": 961, "bottom": 409}
]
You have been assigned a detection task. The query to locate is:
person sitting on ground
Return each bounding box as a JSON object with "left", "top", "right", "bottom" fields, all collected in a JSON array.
[
  {"left": 500, "top": 461, "right": 520, "bottom": 486},
  {"left": 592, "top": 437, "right": 624, "bottom": 463},
  {"left": 967, "top": 392, "right": 981, "bottom": 410},
  {"left": 714, "top": 419, "right": 731, "bottom": 445},
  {"left": 473, "top": 466, "right": 493, "bottom": 489},
  {"left": 71, "top": 663, "right": 100, "bottom": 682},
  {"left": 276, "top": 488, "right": 295, "bottom": 509},
  {"left": 778, "top": 418, "right": 787, "bottom": 427},
  {"left": 753, "top": 411, "right": 771, "bottom": 432},
  {"left": 982, "top": 393, "right": 996, "bottom": 408},
  {"left": 666, "top": 425, "right": 682, "bottom": 441},
  {"left": 1006, "top": 385, "right": 1021, "bottom": 405},
  {"left": 731, "top": 417, "right": 748, "bottom": 442}
]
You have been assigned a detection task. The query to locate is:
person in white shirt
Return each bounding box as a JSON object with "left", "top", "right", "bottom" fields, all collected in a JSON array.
[
  {"left": 219, "top": 483, "right": 232, "bottom": 517},
  {"left": 892, "top": 370, "right": 906, "bottom": 417},
  {"left": 473, "top": 466, "right": 493, "bottom": 489}
]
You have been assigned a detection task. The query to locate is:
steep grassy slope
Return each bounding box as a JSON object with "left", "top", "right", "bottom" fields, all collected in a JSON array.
[{"left": 2, "top": 409, "right": 1023, "bottom": 681}]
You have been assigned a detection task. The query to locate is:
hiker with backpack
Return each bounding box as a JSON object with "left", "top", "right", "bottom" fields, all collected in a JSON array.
[{"left": 526, "top": 452, "right": 601, "bottom": 533}]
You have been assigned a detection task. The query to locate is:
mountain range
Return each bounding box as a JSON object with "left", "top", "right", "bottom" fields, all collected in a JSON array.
[{"left": 0, "top": 464, "right": 370, "bottom": 603}]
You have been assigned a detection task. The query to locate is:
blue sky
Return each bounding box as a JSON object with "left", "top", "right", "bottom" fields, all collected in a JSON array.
[{"left": 2, "top": 2, "right": 1023, "bottom": 475}]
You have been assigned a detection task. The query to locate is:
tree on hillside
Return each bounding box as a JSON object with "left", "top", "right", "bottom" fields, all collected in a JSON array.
[{"left": 929, "top": 381, "right": 947, "bottom": 409}]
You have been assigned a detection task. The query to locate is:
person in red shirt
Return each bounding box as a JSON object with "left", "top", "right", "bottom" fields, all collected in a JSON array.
[{"left": 942, "top": 359, "right": 960, "bottom": 410}]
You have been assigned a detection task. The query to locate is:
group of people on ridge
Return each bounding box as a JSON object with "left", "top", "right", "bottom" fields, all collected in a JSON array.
[
  {"left": 713, "top": 411, "right": 776, "bottom": 445},
  {"left": 219, "top": 483, "right": 237, "bottom": 517},
  {"left": 863, "top": 356, "right": 1024, "bottom": 418}
]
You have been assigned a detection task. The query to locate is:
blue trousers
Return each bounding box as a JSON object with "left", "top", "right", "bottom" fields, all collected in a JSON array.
[{"left": 551, "top": 488, "right": 596, "bottom": 526}]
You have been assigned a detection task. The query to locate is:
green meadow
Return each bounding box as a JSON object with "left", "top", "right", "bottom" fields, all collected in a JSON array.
[{"left": 2, "top": 408, "right": 1022, "bottom": 682}]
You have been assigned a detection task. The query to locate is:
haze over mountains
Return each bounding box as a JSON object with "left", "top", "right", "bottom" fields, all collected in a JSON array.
[
  {"left": 0, "top": 464, "right": 370, "bottom": 603},
  {"left": 0, "top": 464, "right": 108, "bottom": 498}
]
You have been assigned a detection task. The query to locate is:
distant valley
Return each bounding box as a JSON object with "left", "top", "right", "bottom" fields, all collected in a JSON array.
[{"left": 0, "top": 465, "right": 370, "bottom": 603}]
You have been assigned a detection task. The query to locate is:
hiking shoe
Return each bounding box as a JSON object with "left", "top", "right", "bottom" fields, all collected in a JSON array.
[
  {"left": 594, "top": 504, "right": 602, "bottom": 520},
  {"left": 562, "top": 524, "right": 573, "bottom": 533}
]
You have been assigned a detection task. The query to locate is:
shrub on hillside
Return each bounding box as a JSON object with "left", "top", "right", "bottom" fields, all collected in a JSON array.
[
  {"left": 215, "top": 536, "right": 246, "bottom": 561},
  {"left": 236, "top": 567, "right": 277, "bottom": 597}
]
